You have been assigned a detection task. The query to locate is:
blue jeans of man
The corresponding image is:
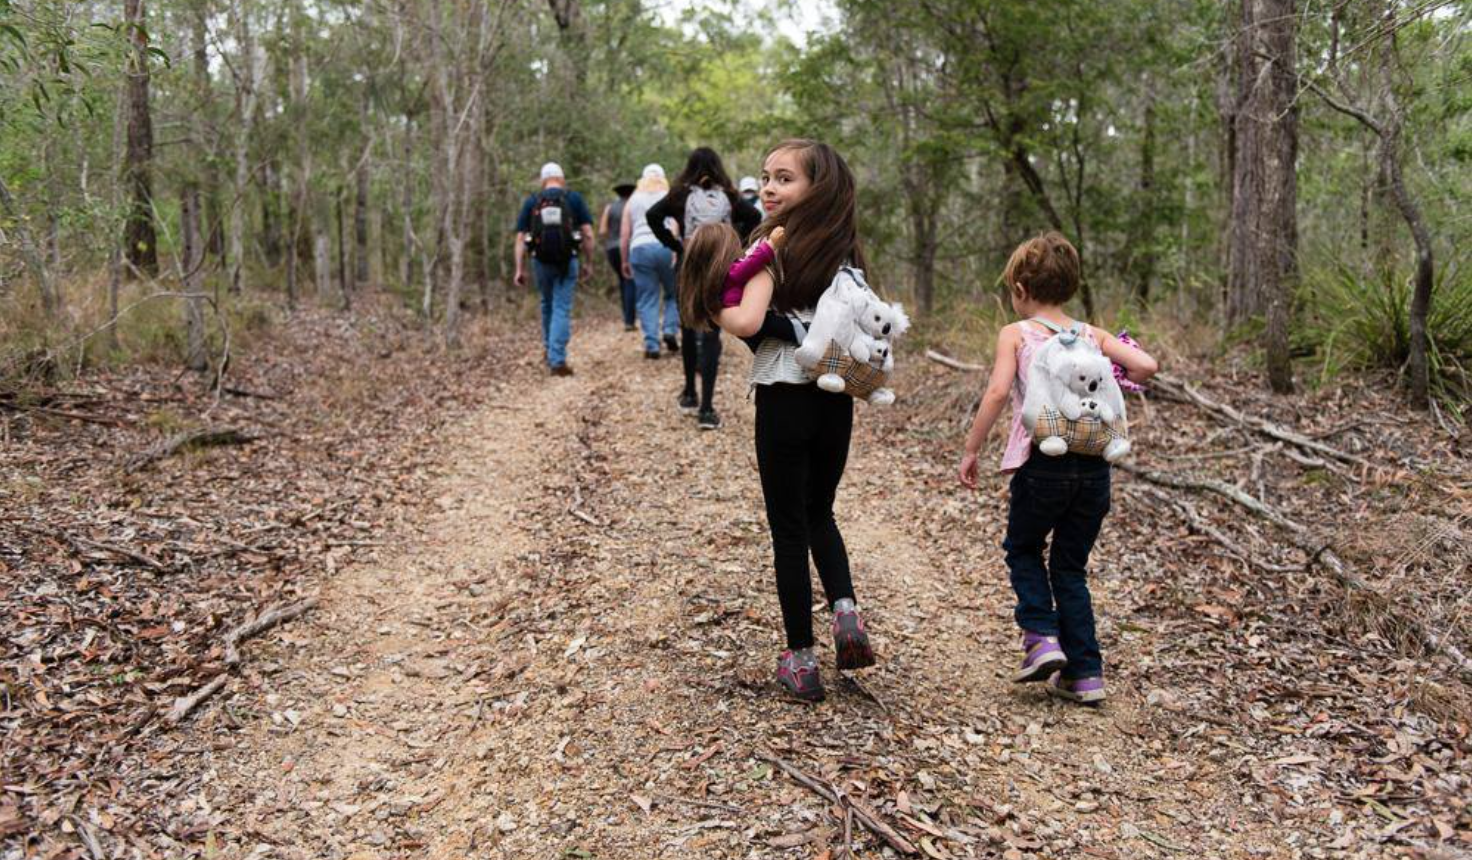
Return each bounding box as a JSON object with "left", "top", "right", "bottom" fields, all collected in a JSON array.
[
  {"left": 630, "top": 243, "right": 675, "bottom": 353},
  {"left": 535, "top": 258, "right": 578, "bottom": 368},
  {"left": 1002, "top": 451, "right": 1111, "bottom": 679}
]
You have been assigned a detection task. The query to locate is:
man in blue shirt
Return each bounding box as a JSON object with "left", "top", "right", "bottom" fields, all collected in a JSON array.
[{"left": 515, "top": 162, "right": 595, "bottom": 376}]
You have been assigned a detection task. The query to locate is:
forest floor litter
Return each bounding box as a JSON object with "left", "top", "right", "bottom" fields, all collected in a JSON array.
[{"left": 2, "top": 301, "right": 1468, "bottom": 859}]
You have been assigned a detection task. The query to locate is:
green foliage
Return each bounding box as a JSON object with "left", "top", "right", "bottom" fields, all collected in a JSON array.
[{"left": 1300, "top": 259, "right": 1471, "bottom": 408}]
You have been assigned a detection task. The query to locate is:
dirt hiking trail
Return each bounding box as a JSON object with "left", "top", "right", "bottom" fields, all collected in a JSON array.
[{"left": 196, "top": 316, "right": 1434, "bottom": 860}]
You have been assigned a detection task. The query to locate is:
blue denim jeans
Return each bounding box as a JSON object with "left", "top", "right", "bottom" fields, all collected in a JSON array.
[
  {"left": 535, "top": 258, "right": 578, "bottom": 368},
  {"left": 1003, "top": 451, "right": 1111, "bottom": 679},
  {"left": 630, "top": 243, "right": 675, "bottom": 353}
]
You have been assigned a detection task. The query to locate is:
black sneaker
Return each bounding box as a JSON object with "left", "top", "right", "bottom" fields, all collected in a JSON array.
[
  {"left": 678, "top": 392, "right": 699, "bottom": 415},
  {"left": 697, "top": 408, "right": 721, "bottom": 431},
  {"left": 663, "top": 334, "right": 679, "bottom": 352},
  {"left": 644, "top": 350, "right": 661, "bottom": 360}
]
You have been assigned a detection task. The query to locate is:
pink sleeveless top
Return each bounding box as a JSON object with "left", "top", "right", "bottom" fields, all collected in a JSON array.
[{"left": 1000, "top": 321, "right": 1099, "bottom": 472}]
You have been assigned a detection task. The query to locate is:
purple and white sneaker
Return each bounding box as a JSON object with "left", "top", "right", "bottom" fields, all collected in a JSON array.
[
  {"left": 832, "top": 600, "right": 876, "bottom": 671},
  {"left": 1046, "top": 674, "right": 1106, "bottom": 705},
  {"left": 776, "top": 650, "right": 824, "bottom": 702},
  {"left": 1015, "top": 632, "right": 1068, "bottom": 683}
]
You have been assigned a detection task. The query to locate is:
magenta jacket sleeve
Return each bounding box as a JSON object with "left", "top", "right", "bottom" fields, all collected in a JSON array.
[{"left": 721, "top": 239, "right": 775, "bottom": 307}]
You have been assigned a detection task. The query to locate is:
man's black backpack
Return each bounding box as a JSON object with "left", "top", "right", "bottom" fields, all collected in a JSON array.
[{"left": 527, "top": 187, "right": 576, "bottom": 267}]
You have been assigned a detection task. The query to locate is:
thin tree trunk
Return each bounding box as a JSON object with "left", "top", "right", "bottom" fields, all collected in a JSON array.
[
  {"left": 336, "top": 184, "right": 349, "bottom": 306},
  {"left": 123, "top": 0, "right": 158, "bottom": 276},
  {"left": 401, "top": 118, "right": 415, "bottom": 292},
  {"left": 355, "top": 145, "right": 370, "bottom": 290},
  {"left": 182, "top": 187, "right": 209, "bottom": 372},
  {"left": 1134, "top": 88, "right": 1157, "bottom": 303},
  {"left": 0, "top": 177, "right": 57, "bottom": 317},
  {"left": 229, "top": 0, "right": 258, "bottom": 294}
]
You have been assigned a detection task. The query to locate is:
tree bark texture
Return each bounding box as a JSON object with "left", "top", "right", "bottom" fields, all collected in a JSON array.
[
  {"left": 229, "top": 0, "right": 259, "bottom": 294},
  {"left": 181, "top": 187, "right": 208, "bottom": 372},
  {"left": 123, "top": 0, "right": 158, "bottom": 276},
  {"left": 1227, "top": 0, "right": 1297, "bottom": 394}
]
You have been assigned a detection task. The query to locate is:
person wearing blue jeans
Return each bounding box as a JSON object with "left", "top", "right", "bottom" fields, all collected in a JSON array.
[
  {"left": 534, "top": 257, "right": 580, "bottom": 369},
  {"left": 1001, "top": 450, "right": 1110, "bottom": 683},
  {"left": 630, "top": 242, "right": 675, "bottom": 355},
  {"left": 513, "top": 161, "right": 595, "bottom": 376}
]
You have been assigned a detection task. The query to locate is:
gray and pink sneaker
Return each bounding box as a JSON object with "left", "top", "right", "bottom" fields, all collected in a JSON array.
[
  {"left": 832, "top": 601, "right": 876, "bottom": 671},
  {"left": 1015, "top": 632, "right": 1068, "bottom": 682},
  {"left": 776, "top": 650, "right": 824, "bottom": 702},
  {"left": 1046, "top": 674, "right": 1106, "bottom": 705}
]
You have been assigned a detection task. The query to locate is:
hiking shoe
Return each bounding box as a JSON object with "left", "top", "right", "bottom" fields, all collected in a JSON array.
[
  {"left": 624, "top": 323, "right": 637, "bottom": 332},
  {"left": 678, "top": 392, "right": 699, "bottom": 415},
  {"left": 776, "top": 650, "right": 824, "bottom": 702},
  {"left": 832, "top": 604, "right": 876, "bottom": 671},
  {"left": 697, "top": 408, "right": 721, "bottom": 430},
  {"left": 1016, "top": 632, "right": 1067, "bottom": 683},
  {"left": 1046, "top": 674, "right": 1106, "bottom": 705},
  {"left": 644, "top": 350, "right": 662, "bottom": 360},
  {"left": 663, "top": 334, "right": 679, "bottom": 352},
  {"left": 550, "top": 364, "right": 574, "bottom": 377}
]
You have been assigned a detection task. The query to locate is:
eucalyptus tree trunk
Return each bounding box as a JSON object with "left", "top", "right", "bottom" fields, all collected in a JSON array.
[
  {"left": 181, "top": 188, "right": 208, "bottom": 372},
  {"left": 1227, "top": 0, "right": 1297, "bottom": 394},
  {"left": 228, "top": 0, "right": 259, "bottom": 294},
  {"left": 122, "top": 0, "right": 158, "bottom": 276}
]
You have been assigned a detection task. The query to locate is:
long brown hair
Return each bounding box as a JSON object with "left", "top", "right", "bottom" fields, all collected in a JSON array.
[
  {"left": 752, "top": 139, "right": 867, "bottom": 312},
  {"left": 678, "top": 223, "right": 745, "bottom": 332}
]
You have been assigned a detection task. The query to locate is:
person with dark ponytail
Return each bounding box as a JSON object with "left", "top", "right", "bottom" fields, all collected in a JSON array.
[{"left": 645, "top": 147, "right": 762, "bottom": 430}]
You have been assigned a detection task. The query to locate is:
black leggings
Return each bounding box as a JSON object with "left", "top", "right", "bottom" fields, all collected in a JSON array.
[
  {"left": 754, "top": 382, "right": 856, "bottom": 650},
  {"left": 681, "top": 327, "right": 722, "bottom": 409}
]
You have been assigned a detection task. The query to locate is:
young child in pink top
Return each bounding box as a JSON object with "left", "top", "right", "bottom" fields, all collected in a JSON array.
[{"left": 957, "top": 232, "right": 1158, "bottom": 705}]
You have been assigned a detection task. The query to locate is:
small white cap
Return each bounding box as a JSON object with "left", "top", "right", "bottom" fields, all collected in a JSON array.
[
  {"left": 640, "top": 163, "right": 666, "bottom": 181},
  {"left": 738, "top": 176, "right": 758, "bottom": 193},
  {"left": 539, "top": 162, "right": 564, "bottom": 181}
]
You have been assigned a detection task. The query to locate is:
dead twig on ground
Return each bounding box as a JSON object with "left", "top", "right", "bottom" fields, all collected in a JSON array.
[
  {"left": 756, "top": 751, "right": 918, "bottom": 855},
  {"left": 569, "top": 481, "right": 605, "bottom": 527},
  {"left": 1122, "top": 484, "right": 1303, "bottom": 573},
  {"left": 126, "top": 426, "right": 259, "bottom": 473},
  {"left": 1153, "top": 374, "right": 1379, "bottom": 473},
  {"left": 1119, "top": 463, "right": 1472, "bottom": 684},
  {"left": 223, "top": 598, "right": 320, "bottom": 667},
  {"left": 924, "top": 349, "right": 987, "bottom": 373},
  {"left": 166, "top": 675, "right": 229, "bottom": 725}
]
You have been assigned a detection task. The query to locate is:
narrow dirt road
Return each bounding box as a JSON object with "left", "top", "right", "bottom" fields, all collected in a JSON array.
[{"left": 200, "top": 317, "right": 1340, "bottom": 859}]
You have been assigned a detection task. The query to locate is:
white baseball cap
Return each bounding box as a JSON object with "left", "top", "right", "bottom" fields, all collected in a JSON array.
[
  {"left": 539, "top": 162, "right": 565, "bottom": 181},
  {"left": 738, "top": 176, "right": 758, "bottom": 193},
  {"left": 640, "top": 163, "right": 666, "bottom": 181}
]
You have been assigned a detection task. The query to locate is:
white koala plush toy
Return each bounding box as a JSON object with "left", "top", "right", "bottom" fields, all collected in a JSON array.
[
  {"left": 1021, "top": 329, "right": 1131, "bottom": 462},
  {"left": 794, "top": 268, "right": 909, "bottom": 406}
]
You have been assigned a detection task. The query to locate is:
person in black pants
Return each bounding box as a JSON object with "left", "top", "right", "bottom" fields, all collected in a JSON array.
[
  {"left": 646, "top": 147, "right": 761, "bottom": 430},
  {"left": 708, "top": 139, "right": 876, "bottom": 702},
  {"left": 597, "top": 182, "right": 637, "bottom": 330}
]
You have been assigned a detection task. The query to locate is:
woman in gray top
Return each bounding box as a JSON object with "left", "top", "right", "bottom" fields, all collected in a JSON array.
[{"left": 597, "top": 182, "right": 637, "bottom": 330}]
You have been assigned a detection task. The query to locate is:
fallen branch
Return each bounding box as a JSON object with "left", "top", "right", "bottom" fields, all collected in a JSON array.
[
  {"left": 1122, "top": 484, "right": 1303, "bottom": 573},
  {"left": 68, "top": 534, "right": 168, "bottom": 572},
  {"left": 0, "top": 401, "right": 130, "bottom": 427},
  {"left": 223, "top": 598, "right": 320, "bottom": 666},
  {"left": 1119, "top": 463, "right": 1472, "bottom": 684},
  {"left": 925, "top": 349, "right": 986, "bottom": 373},
  {"left": 127, "top": 426, "right": 259, "bottom": 473},
  {"left": 166, "top": 674, "right": 229, "bottom": 725},
  {"left": 756, "top": 751, "right": 918, "bottom": 855},
  {"left": 1153, "top": 374, "right": 1378, "bottom": 472},
  {"left": 842, "top": 672, "right": 892, "bottom": 716}
]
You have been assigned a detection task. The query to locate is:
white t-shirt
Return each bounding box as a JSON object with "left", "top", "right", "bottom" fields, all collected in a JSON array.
[{"left": 625, "top": 189, "right": 668, "bottom": 251}]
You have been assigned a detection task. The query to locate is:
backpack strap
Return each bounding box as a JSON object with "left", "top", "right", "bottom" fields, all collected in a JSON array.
[{"left": 1028, "top": 316, "right": 1081, "bottom": 346}]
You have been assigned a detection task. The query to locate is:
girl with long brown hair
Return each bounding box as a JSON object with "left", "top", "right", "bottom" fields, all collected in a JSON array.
[{"left": 714, "top": 139, "right": 876, "bottom": 702}]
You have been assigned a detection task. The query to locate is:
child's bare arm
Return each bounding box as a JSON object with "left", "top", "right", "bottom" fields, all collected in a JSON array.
[
  {"left": 959, "top": 326, "right": 1020, "bottom": 488},
  {"left": 1092, "top": 326, "right": 1158, "bottom": 384},
  {"left": 718, "top": 269, "right": 775, "bottom": 337}
]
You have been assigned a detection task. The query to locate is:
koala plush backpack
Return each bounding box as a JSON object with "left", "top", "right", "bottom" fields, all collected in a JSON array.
[
  {"left": 1019, "top": 318, "right": 1131, "bottom": 462},
  {"left": 792, "top": 267, "right": 910, "bottom": 405}
]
